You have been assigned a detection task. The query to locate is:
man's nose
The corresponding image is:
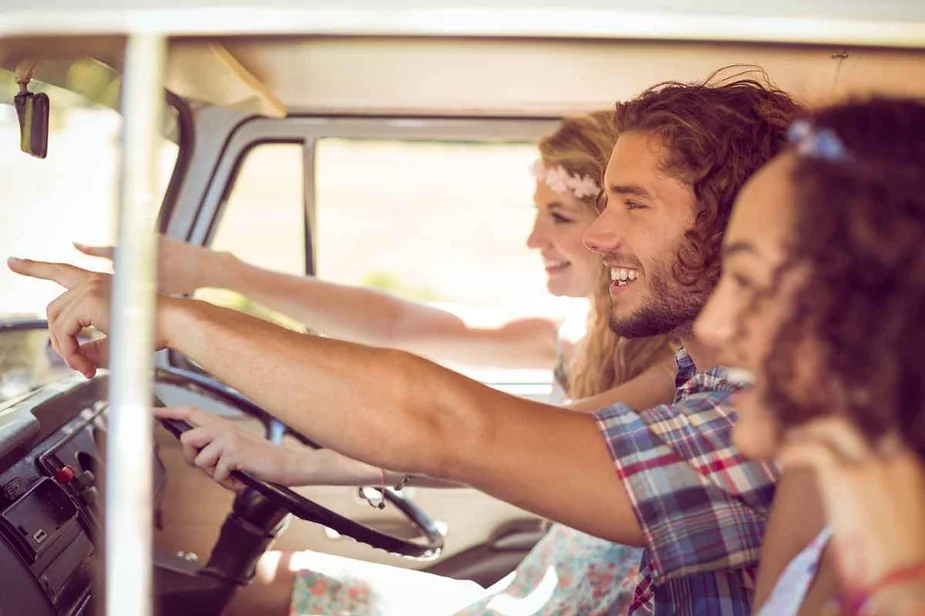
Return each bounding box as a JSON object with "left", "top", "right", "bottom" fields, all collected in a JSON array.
[{"left": 583, "top": 210, "right": 622, "bottom": 255}]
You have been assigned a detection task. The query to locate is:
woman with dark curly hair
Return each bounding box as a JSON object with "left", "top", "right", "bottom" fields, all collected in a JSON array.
[{"left": 696, "top": 98, "right": 925, "bottom": 614}]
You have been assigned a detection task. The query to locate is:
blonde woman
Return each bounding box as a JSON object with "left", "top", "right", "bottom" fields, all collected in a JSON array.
[{"left": 75, "top": 111, "right": 676, "bottom": 615}]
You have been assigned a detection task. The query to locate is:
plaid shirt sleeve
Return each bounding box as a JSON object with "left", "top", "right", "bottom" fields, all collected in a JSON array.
[{"left": 595, "top": 390, "right": 778, "bottom": 582}]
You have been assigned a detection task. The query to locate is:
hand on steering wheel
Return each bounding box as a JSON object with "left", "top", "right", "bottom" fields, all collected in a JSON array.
[
  {"left": 154, "top": 406, "right": 306, "bottom": 491},
  {"left": 154, "top": 365, "right": 444, "bottom": 559}
]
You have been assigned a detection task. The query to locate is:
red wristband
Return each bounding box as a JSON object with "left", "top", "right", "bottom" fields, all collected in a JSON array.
[{"left": 847, "top": 560, "right": 925, "bottom": 615}]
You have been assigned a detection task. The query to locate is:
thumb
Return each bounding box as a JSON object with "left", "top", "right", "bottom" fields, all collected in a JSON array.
[
  {"left": 74, "top": 242, "right": 115, "bottom": 260},
  {"left": 218, "top": 477, "right": 246, "bottom": 493},
  {"left": 80, "top": 338, "right": 110, "bottom": 369}
]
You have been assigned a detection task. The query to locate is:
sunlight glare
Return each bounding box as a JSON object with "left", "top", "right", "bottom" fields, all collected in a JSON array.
[{"left": 484, "top": 565, "right": 558, "bottom": 616}]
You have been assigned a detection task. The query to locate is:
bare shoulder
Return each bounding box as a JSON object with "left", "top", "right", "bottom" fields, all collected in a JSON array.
[{"left": 754, "top": 467, "right": 832, "bottom": 612}]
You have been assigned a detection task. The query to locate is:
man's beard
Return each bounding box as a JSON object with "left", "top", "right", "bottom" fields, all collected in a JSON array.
[{"left": 609, "top": 264, "right": 712, "bottom": 338}]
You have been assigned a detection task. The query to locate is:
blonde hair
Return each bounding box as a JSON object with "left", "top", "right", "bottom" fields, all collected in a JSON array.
[{"left": 538, "top": 110, "right": 674, "bottom": 398}]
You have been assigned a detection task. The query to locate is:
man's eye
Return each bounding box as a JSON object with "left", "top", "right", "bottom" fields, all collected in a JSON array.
[{"left": 626, "top": 200, "right": 648, "bottom": 211}]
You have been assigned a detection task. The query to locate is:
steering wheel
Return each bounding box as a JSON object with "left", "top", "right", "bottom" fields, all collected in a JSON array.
[{"left": 153, "top": 365, "right": 444, "bottom": 560}]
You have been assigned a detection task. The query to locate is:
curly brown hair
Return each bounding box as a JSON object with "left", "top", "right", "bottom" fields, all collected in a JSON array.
[
  {"left": 538, "top": 111, "right": 673, "bottom": 397},
  {"left": 613, "top": 67, "right": 802, "bottom": 289},
  {"left": 764, "top": 98, "right": 925, "bottom": 458}
]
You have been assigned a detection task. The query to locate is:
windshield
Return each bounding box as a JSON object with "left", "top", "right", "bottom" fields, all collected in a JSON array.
[{"left": 0, "top": 63, "right": 181, "bottom": 319}]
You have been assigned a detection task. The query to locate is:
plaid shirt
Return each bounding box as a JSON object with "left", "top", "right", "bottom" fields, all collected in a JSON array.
[{"left": 595, "top": 348, "right": 779, "bottom": 615}]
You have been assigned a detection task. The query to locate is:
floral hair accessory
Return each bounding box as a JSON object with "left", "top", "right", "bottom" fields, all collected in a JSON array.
[
  {"left": 532, "top": 160, "right": 600, "bottom": 199},
  {"left": 788, "top": 120, "right": 849, "bottom": 161}
]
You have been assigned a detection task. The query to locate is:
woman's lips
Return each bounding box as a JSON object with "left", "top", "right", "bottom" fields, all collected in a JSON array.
[{"left": 545, "top": 260, "right": 571, "bottom": 274}]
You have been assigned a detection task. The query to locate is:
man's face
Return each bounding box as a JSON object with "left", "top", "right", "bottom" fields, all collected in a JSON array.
[{"left": 583, "top": 132, "right": 713, "bottom": 338}]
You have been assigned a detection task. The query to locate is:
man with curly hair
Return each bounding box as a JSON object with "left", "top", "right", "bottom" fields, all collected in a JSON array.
[
  {"left": 12, "top": 70, "right": 801, "bottom": 614},
  {"left": 580, "top": 73, "right": 802, "bottom": 613}
]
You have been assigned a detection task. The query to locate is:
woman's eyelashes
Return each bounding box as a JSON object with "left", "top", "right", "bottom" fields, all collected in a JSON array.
[
  {"left": 550, "top": 212, "right": 575, "bottom": 224},
  {"left": 731, "top": 272, "right": 756, "bottom": 290}
]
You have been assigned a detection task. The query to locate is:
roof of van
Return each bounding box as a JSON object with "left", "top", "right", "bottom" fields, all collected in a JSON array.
[{"left": 1, "top": 0, "right": 924, "bottom": 47}]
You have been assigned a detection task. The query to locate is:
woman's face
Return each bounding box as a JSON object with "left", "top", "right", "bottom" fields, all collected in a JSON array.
[
  {"left": 695, "top": 154, "right": 818, "bottom": 461},
  {"left": 526, "top": 180, "right": 601, "bottom": 298}
]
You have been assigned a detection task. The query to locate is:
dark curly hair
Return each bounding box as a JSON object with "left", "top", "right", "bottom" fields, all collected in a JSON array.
[
  {"left": 614, "top": 67, "right": 802, "bottom": 288},
  {"left": 764, "top": 98, "right": 925, "bottom": 459}
]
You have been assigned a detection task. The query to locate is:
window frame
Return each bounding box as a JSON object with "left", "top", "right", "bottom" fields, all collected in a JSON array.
[
  {"left": 162, "top": 114, "right": 561, "bottom": 393},
  {"left": 171, "top": 114, "right": 558, "bottom": 277},
  {"left": 156, "top": 91, "right": 196, "bottom": 234},
  {"left": 204, "top": 138, "right": 309, "bottom": 275}
]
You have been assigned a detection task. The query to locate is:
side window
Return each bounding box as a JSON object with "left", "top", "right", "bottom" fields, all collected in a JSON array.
[
  {"left": 194, "top": 143, "right": 306, "bottom": 330},
  {"left": 0, "top": 71, "right": 179, "bottom": 319},
  {"left": 314, "top": 138, "right": 577, "bottom": 391}
]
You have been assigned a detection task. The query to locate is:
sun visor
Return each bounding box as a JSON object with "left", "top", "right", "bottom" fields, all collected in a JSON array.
[{"left": 165, "top": 42, "right": 286, "bottom": 118}]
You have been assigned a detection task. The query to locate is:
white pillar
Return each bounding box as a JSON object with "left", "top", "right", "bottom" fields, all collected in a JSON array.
[{"left": 105, "top": 32, "right": 165, "bottom": 616}]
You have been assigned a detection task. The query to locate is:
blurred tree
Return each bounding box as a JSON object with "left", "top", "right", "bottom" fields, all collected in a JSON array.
[{"left": 361, "top": 270, "right": 442, "bottom": 302}]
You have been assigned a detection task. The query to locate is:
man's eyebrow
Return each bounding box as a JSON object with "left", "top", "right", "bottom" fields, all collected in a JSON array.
[{"left": 608, "top": 184, "right": 653, "bottom": 199}]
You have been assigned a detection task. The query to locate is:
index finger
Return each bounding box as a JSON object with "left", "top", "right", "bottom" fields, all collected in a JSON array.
[
  {"left": 74, "top": 242, "right": 115, "bottom": 260},
  {"left": 7, "top": 257, "right": 93, "bottom": 289}
]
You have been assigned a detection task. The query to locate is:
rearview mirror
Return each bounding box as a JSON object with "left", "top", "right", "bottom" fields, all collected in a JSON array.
[{"left": 13, "top": 85, "right": 49, "bottom": 159}]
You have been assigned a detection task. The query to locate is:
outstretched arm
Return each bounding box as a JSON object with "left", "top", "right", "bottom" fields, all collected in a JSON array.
[
  {"left": 13, "top": 262, "right": 643, "bottom": 547},
  {"left": 154, "top": 356, "right": 678, "bottom": 492},
  {"left": 160, "top": 299, "right": 640, "bottom": 545},
  {"left": 76, "top": 238, "right": 560, "bottom": 369},
  {"left": 565, "top": 356, "right": 676, "bottom": 414}
]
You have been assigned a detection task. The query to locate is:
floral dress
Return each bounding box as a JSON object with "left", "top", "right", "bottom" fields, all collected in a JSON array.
[
  {"left": 453, "top": 524, "right": 641, "bottom": 616},
  {"left": 289, "top": 525, "right": 642, "bottom": 616}
]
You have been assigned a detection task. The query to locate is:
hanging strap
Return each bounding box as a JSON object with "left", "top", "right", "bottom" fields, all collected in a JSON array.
[{"left": 15, "top": 61, "right": 38, "bottom": 86}]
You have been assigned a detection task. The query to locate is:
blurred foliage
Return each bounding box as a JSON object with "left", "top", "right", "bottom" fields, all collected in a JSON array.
[
  {"left": 1, "top": 62, "right": 178, "bottom": 142},
  {"left": 195, "top": 289, "right": 306, "bottom": 333},
  {"left": 361, "top": 270, "right": 442, "bottom": 302},
  {"left": 0, "top": 329, "right": 62, "bottom": 401},
  {"left": 1, "top": 60, "right": 121, "bottom": 110},
  {"left": 196, "top": 273, "right": 442, "bottom": 332}
]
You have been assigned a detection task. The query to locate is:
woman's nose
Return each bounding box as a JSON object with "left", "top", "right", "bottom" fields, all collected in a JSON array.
[
  {"left": 526, "top": 220, "right": 547, "bottom": 249},
  {"left": 694, "top": 289, "right": 736, "bottom": 352}
]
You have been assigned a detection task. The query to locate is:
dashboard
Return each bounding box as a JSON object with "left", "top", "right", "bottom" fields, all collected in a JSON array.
[{"left": 0, "top": 374, "right": 165, "bottom": 616}]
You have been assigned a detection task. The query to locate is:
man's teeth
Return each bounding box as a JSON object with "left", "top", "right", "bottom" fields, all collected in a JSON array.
[{"left": 610, "top": 268, "right": 639, "bottom": 284}]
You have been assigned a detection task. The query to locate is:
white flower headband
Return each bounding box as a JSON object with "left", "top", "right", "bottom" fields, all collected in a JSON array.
[{"left": 532, "top": 160, "right": 600, "bottom": 200}]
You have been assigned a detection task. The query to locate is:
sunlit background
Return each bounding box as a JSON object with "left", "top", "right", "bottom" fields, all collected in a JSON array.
[{"left": 0, "top": 68, "right": 588, "bottom": 391}]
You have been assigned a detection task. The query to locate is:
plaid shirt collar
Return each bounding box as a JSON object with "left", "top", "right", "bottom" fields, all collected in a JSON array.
[
  {"left": 673, "top": 346, "right": 745, "bottom": 401},
  {"left": 669, "top": 346, "right": 777, "bottom": 511}
]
